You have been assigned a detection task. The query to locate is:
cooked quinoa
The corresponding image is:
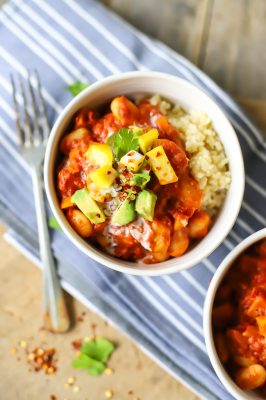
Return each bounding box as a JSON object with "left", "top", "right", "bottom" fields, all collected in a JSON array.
[{"left": 149, "top": 95, "right": 231, "bottom": 215}]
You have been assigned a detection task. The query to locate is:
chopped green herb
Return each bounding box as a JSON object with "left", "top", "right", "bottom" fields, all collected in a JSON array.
[
  {"left": 48, "top": 216, "right": 61, "bottom": 231},
  {"left": 66, "top": 81, "right": 90, "bottom": 96},
  {"left": 107, "top": 128, "right": 139, "bottom": 160},
  {"left": 80, "top": 338, "right": 114, "bottom": 363},
  {"left": 130, "top": 171, "right": 151, "bottom": 189},
  {"left": 72, "top": 353, "right": 105, "bottom": 376},
  {"left": 72, "top": 338, "right": 114, "bottom": 376}
]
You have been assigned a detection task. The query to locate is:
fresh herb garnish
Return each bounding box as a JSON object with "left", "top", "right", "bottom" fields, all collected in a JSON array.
[
  {"left": 48, "top": 216, "right": 61, "bottom": 231},
  {"left": 66, "top": 81, "right": 90, "bottom": 96},
  {"left": 107, "top": 128, "right": 139, "bottom": 161},
  {"left": 72, "top": 338, "right": 114, "bottom": 376},
  {"left": 72, "top": 353, "right": 105, "bottom": 376},
  {"left": 130, "top": 171, "right": 151, "bottom": 189}
]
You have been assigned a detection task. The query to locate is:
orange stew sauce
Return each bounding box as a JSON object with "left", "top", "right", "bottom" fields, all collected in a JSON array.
[
  {"left": 213, "top": 239, "right": 266, "bottom": 393},
  {"left": 57, "top": 96, "right": 212, "bottom": 263}
]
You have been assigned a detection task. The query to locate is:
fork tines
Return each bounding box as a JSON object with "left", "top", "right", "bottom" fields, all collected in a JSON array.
[{"left": 11, "top": 71, "right": 49, "bottom": 147}]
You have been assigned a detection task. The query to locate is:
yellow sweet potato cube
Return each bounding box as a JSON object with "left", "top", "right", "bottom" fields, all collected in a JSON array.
[
  {"left": 90, "top": 165, "right": 118, "bottom": 189},
  {"left": 139, "top": 128, "right": 159, "bottom": 153},
  {"left": 146, "top": 145, "right": 178, "bottom": 185},
  {"left": 85, "top": 144, "right": 113, "bottom": 167}
]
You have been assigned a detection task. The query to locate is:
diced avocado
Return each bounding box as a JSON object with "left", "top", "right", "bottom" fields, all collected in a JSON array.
[
  {"left": 90, "top": 165, "right": 118, "bottom": 189},
  {"left": 120, "top": 150, "right": 144, "bottom": 172},
  {"left": 138, "top": 128, "right": 159, "bottom": 153},
  {"left": 146, "top": 145, "right": 178, "bottom": 185},
  {"left": 112, "top": 199, "right": 136, "bottom": 225},
  {"left": 85, "top": 144, "right": 113, "bottom": 167},
  {"left": 71, "top": 188, "right": 105, "bottom": 224},
  {"left": 135, "top": 190, "right": 157, "bottom": 222},
  {"left": 129, "top": 171, "right": 151, "bottom": 189}
]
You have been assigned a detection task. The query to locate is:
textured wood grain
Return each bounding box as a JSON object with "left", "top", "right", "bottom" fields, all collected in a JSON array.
[
  {"left": 102, "top": 0, "right": 266, "bottom": 101},
  {"left": 202, "top": 0, "right": 266, "bottom": 99},
  {"left": 104, "top": 0, "right": 210, "bottom": 63}
]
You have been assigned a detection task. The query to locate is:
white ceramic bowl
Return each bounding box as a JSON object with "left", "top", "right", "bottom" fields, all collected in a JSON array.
[
  {"left": 204, "top": 228, "right": 266, "bottom": 400},
  {"left": 44, "top": 71, "right": 244, "bottom": 276}
]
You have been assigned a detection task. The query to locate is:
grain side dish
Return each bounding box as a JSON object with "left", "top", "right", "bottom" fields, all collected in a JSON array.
[
  {"left": 213, "top": 239, "right": 266, "bottom": 394},
  {"left": 56, "top": 95, "right": 230, "bottom": 263}
]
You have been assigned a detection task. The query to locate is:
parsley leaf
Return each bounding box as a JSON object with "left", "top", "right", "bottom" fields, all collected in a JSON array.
[
  {"left": 71, "top": 338, "right": 114, "bottom": 376},
  {"left": 66, "top": 81, "right": 90, "bottom": 96},
  {"left": 80, "top": 338, "right": 114, "bottom": 363},
  {"left": 108, "top": 128, "right": 139, "bottom": 160},
  {"left": 72, "top": 353, "right": 105, "bottom": 376},
  {"left": 130, "top": 171, "right": 151, "bottom": 189},
  {"left": 48, "top": 216, "right": 61, "bottom": 231}
]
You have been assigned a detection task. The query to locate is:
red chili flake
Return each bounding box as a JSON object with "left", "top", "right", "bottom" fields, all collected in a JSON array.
[
  {"left": 156, "top": 167, "right": 162, "bottom": 171},
  {"left": 107, "top": 170, "right": 112, "bottom": 175},
  {"left": 145, "top": 156, "right": 149, "bottom": 160},
  {"left": 144, "top": 165, "right": 150, "bottom": 171},
  {"left": 50, "top": 395, "right": 57, "bottom": 400},
  {"left": 77, "top": 316, "right": 84, "bottom": 322},
  {"left": 71, "top": 339, "right": 82, "bottom": 350},
  {"left": 96, "top": 213, "right": 101, "bottom": 218},
  {"left": 128, "top": 389, "right": 133, "bottom": 395},
  {"left": 124, "top": 184, "right": 130, "bottom": 190},
  {"left": 116, "top": 178, "right": 121, "bottom": 184},
  {"left": 27, "top": 347, "right": 57, "bottom": 375},
  {"left": 128, "top": 152, "right": 134, "bottom": 156},
  {"left": 156, "top": 152, "right": 161, "bottom": 157}
]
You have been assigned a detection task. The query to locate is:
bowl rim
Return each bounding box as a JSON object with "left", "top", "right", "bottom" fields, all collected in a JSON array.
[
  {"left": 203, "top": 227, "right": 266, "bottom": 400},
  {"left": 44, "top": 70, "right": 245, "bottom": 276}
]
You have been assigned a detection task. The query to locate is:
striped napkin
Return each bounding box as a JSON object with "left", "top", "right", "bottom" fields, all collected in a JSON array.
[{"left": 0, "top": 1, "right": 265, "bottom": 399}]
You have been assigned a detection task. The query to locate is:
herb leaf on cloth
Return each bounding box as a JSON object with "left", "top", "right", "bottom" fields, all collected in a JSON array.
[
  {"left": 80, "top": 338, "right": 114, "bottom": 363},
  {"left": 108, "top": 128, "right": 139, "bottom": 160},
  {"left": 72, "top": 353, "right": 105, "bottom": 376},
  {"left": 66, "top": 81, "right": 89, "bottom": 96},
  {"left": 48, "top": 216, "right": 61, "bottom": 231}
]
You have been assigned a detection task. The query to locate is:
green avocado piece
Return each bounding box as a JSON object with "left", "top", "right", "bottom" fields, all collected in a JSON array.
[
  {"left": 71, "top": 188, "right": 105, "bottom": 224},
  {"left": 135, "top": 190, "right": 157, "bottom": 222},
  {"left": 129, "top": 171, "right": 151, "bottom": 189},
  {"left": 111, "top": 199, "right": 136, "bottom": 225}
]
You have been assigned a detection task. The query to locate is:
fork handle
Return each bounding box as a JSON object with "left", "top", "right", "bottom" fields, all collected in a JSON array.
[{"left": 31, "top": 167, "right": 70, "bottom": 333}]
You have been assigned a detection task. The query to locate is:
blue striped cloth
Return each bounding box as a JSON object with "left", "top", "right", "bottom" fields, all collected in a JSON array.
[{"left": 0, "top": 1, "right": 265, "bottom": 399}]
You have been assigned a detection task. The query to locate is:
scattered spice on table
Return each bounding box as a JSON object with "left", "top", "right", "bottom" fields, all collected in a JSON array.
[
  {"left": 104, "top": 367, "right": 113, "bottom": 375},
  {"left": 71, "top": 339, "right": 82, "bottom": 350},
  {"left": 25, "top": 346, "right": 57, "bottom": 374},
  {"left": 105, "top": 389, "right": 113, "bottom": 398}
]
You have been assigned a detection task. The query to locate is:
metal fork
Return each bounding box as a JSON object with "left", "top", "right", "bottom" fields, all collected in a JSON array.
[{"left": 11, "top": 71, "right": 70, "bottom": 333}]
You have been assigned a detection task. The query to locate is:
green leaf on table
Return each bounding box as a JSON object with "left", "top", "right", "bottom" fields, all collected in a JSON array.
[
  {"left": 80, "top": 338, "right": 114, "bottom": 363},
  {"left": 66, "top": 81, "right": 90, "bottom": 96},
  {"left": 72, "top": 353, "right": 105, "bottom": 376},
  {"left": 107, "top": 128, "right": 139, "bottom": 161},
  {"left": 48, "top": 215, "right": 61, "bottom": 231}
]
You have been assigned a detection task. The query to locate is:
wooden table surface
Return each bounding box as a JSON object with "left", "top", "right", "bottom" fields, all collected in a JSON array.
[{"left": 1, "top": 1, "right": 265, "bottom": 400}]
